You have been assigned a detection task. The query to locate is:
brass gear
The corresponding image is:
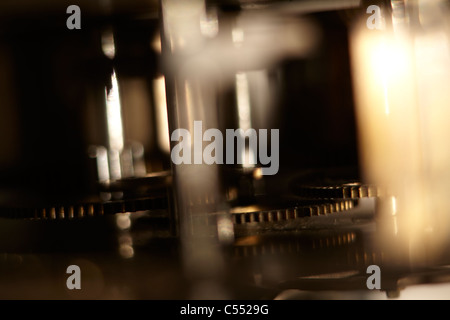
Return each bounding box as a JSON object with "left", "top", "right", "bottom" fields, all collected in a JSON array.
[
  {"left": 292, "top": 182, "right": 379, "bottom": 199},
  {"left": 0, "top": 195, "right": 169, "bottom": 220}
]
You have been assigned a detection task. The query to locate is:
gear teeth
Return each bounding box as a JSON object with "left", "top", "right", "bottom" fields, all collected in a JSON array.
[
  {"left": 192, "top": 199, "right": 356, "bottom": 225},
  {"left": 293, "top": 182, "right": 378, "bottom": 200},
  {"left": 231, "top": 199, "right": 356, "bottom": 225},
  {"left": 0, "top": 196, "right": 168, "bottom": 220}
]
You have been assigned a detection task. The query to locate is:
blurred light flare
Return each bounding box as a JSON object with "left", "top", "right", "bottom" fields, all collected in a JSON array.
[
  {"left": 116, "top": 212, "right": 131, "bottom": 230},
  {"left": 154, "top": 76, "right": 171, "bottom": 154},
  {"left": 200, "top": 8, "right": 219, "bottom": 38},
  {"left": 350, "top": 0, "right": 450, "bottom": 264},
  {"left": 101, "top": 28, "right": 115, "bottom": 59},
  {"left": 118, "top": 233, "right": 134, "bottom": 259},
  {"left": 105, "top": 71, "right": 124, "bottom": 152}
]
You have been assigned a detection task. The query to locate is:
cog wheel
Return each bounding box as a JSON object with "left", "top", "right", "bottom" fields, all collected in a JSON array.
[
  {"left": 0, "top": 172, "right": 172, "bottom": 220},
  {"left": 230, "top": 199, "right": 357, "bottom": 225},
  {"left": 291, "top": 182, "right": 379, "bottom": 200},
  {"left": 0, "top": 195, "right": 169, "bottom": 220}
]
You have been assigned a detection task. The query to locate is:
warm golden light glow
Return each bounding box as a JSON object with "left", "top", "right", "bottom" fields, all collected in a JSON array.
[
  {"left": 154, "top": 76, "right": 171, "bottom": 154},
  {"left": 350, "top": 1, "right": 450, "bottom": 264},
  {"left": 105, "top": 71, "right": 124, "bottom": 153},
  {"left": 101, "top": 28, "right": 115, "bottom": 59}
]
